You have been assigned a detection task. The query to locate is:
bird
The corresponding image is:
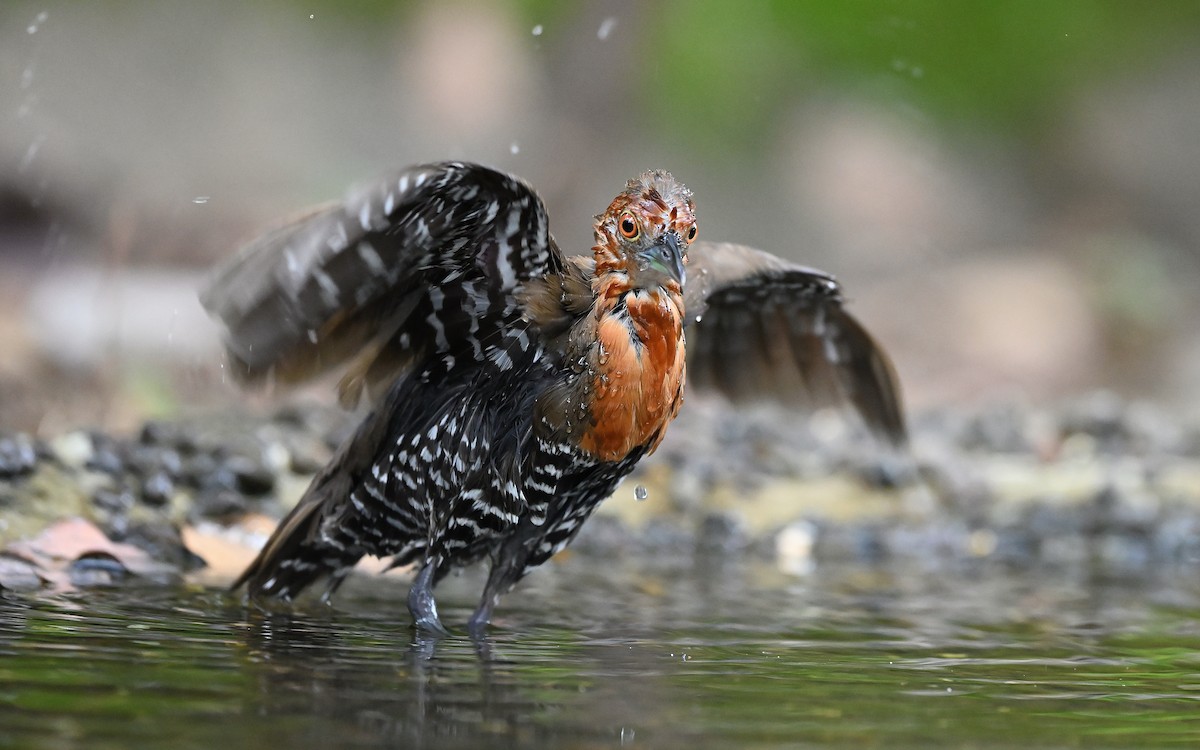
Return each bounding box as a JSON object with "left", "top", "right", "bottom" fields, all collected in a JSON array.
[{"left": 200, "top": 161, "right": 906, "bottom": 635}]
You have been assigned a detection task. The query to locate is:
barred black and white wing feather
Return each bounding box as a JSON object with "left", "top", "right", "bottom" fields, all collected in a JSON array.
[
  {"left": 684, "top": 241, "right": 906, "bottom": 446},
  {"left": 201, "top": 163, "right": 909, "bottom": 625},
  {"left": 200, "top": 161, "right": 561, "bottom": 405},
  {"left": 202, "top": 162, "right": 565, "bottom": 601}
]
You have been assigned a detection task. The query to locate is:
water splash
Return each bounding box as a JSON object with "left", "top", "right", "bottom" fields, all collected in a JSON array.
[
  {"left": 531, "top": 24, "right": 543, "bottom": 37},
  {"left": 27, "top": 11, "right": 48, "bottom": 35},
  {"left": 18, "top": 134, "right": 45, "bottom": 173}
]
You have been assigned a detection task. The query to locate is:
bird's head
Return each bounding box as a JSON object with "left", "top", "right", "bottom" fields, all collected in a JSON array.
[{"left": 593, "top": 170, "right": 697, "bottom": 297}]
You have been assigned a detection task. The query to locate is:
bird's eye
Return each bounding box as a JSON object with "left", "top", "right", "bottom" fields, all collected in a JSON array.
[
  {"left": 686, "top": 225, "right": 698, "bottom": 244},
  {"left": 618, "top": 212, "right": 639, "bottom": 240}
]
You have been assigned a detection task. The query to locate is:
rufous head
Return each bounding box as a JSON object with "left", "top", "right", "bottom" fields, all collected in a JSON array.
[{"left": 593, "top": 170, "right": 697, "bottom": 294}]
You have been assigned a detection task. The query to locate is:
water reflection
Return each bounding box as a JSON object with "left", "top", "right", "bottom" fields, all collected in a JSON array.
[
  {"left": 1, "top": 558, "right": 1199, "bottom": 748},
  {"left": 235, "top": 604, "right": 671, "bottom": 748}
]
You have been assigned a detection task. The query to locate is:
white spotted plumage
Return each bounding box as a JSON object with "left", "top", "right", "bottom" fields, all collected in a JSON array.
[{"left": 207, "top": 161, "right": 906, "bottom": 633}]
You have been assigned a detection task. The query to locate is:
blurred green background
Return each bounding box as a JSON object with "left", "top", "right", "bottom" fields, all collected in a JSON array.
[{"left": 2, "top": 0, "right": 1199, "bottom": 432}]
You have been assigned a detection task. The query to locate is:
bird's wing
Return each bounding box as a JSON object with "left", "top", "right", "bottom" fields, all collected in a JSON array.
[
  {"left": 200, "top": 162, "right": 562, "bottom": 406},
  {"left": 683, "top": 241, "right": 906, "bottom": 446}
]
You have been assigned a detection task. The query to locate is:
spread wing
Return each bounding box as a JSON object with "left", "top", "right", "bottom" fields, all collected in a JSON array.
[
  {"left": 684, "top": 241, "right": 906, "bottom": 446},
  {"left": 200, "top": 161, "right": 561, "bottom": 406}
]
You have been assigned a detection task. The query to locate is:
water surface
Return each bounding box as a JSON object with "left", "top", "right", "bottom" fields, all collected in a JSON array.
[{"left": 2, "top": 556, "right": 1199, "bottom": 748}]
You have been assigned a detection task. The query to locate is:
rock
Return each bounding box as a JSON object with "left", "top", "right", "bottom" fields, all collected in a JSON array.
[
  {"left": 118, "top": 522, "right": 205, "bottom": 572},
  {"left": 68, "top": 551, "right": 131, "bottom": 587},
  {"left": 775, "top": 520, "right": 817, "bottom": 576},
  {"left": 93, "top": 488, "right": 135, "bottom": 514},
  {"left": 696, "top": 512, "right": 747, "bottom": 555},
  {"left": 0, "top": 552, "right": 45, "bottom": 591},
  {"left": 192, "top": 488, "right": 249, "bottom": 520},
  {"left": 141, "top": 471, "right": 175, "bottom": 506},
  {"left": 224, "top": 454, "right": 276, "bottom": 496},
  {"left": 50, "top": 431, "right": 94, "bottom": 469},
  {"left": 0, "top": 434, "right": 38, "bottom": 478},
  {"left": 85, "top": 435, "right": 125, "bottom": 475}
]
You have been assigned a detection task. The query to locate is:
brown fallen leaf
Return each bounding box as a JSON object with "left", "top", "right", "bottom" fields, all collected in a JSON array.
[{"left": 181, "top": 520, "right": 265, "bottom": 584}]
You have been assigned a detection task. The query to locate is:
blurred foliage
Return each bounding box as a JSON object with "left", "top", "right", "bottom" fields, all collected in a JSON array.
[
  {"left": 293, "top": 0, "right": 1200, "bottom": 151},
  {"left": 520, "top": 0, "right": 1200, "bottom": 150}
]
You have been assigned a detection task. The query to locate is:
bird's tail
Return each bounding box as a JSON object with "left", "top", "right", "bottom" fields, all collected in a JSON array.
[
  {"left": 232, "top": 486, "right": 363, "bottom": 602},
  {"left": 232, "top": 399, "right": 399, "bottom": 602}
]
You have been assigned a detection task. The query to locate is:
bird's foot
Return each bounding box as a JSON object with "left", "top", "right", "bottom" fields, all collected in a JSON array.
[
  {"left": 408, "top": 561, "right": 450, "bottom": 636},
  {"left": 413, "top": 613, "right": 452, "bottom": 637},
  {"left": 466, "top": 594, "right": 497, "bottom": 639},
  {"left": 466, "top": 612, "right": 490, "bottom": 640}
]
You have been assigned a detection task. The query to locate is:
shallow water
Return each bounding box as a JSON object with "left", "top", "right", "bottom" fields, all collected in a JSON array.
[{"left": 2, "top": 555, "right": 1199, "bottom": 749}]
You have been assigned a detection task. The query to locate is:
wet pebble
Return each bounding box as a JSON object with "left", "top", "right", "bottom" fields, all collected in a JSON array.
[
  {"left": 192, "top": 488, "right": 250, "bottom": 520},
  {"left": 93, "top": 488, "right": 136, "bottom": 514},
  {"left": 0, "top": 434, "right": 38, "bottom": 478},
  {"left": 118, "top": 522, "right": 205, "bottom": 572},
  {"left": 0, "top": 552, "right": 45, "bottom": 591},
  {"left": 960, "top": 403, "right": 1035, "bottom": 454},
  {"left": 182, "top": 452, "right": 219, "bottom": 487},
  {"left": 50, "top": 431, "right": 94, "bottom": 469},
  {"left": 199, "top": 464, "right": 240, "bottom": 494},
  {"left": 812, "top": 523, "right": 887, "bottom": 564},
  {"left": 126, "top": 444, "right": 184, "bottom": 480},
  {"left": 696, "top": 512, "right": 747, "bottom": 554},
  {"left": 1059, "top": 392, "right": 1131, "bottom": 452},
  {"left": 224, "top": 455, "right": 276, "bottom": 495},
  {"left": 988, "top": 527, "right": 1039, "bottom": 566},
  {"left": 68, "top": 551, "right": 130, "bottom": 587},
  {"left": 139, "top": 420, "right": 198, "bottom": 454},
  {"left": 775, "top": 520, "right": 817, "bottom": 576},
  {"left": 142, "top": 471, "right": 175, "bottom": 506},
  {"left": 85, "top": 435, "right": 125, "bottom": 475}
]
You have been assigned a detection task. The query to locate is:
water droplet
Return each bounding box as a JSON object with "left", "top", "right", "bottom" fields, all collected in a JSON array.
[
  {"left": 309, "top": 14, "right": 315, "bottom": 20},
  {"left": 510, "top": 142, "right": 520, "bottom": 155},
  {"left": 307, "top": 329, "right": 319, "bottom": 343},
  {"left": 910, "top": 66, "right": 924, "bottom": 79},
  {"left": 18, "top": 134, "right": 45, "bottom": 173},
  {"left": 20, "top": 65, "right": 35, "bottom": 90},
  {"left": 597, "top": 17, "right": 617, "bottom": 40},
  {"left": 27, "top": 11, "right": 48, "bottom": 35},
  {"left": 192, "top": 196, "right": 210, "bottom": 205},
  {"left": 531, "top": 24, "right": 543, "bottom": 36},
  {"left": 634, "top": 484, "right": 648, "bottom": 501}
]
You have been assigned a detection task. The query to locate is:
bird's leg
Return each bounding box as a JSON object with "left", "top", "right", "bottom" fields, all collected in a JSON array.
[
  {"left": 466, "top": 591, "right": 499, "bottom": 639},
  {"left": 408, "top": 558, "right": 450, "bottom": 636},
  {"left": 467, "top": 547, "right": 526, "bottom": 638}
]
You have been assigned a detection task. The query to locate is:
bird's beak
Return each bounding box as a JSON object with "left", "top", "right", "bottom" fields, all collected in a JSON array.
[{"left": 641, "top": 231, "right": 686, "bottom": 286}]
